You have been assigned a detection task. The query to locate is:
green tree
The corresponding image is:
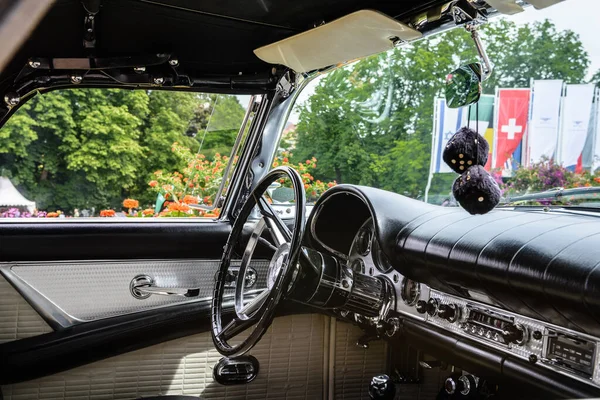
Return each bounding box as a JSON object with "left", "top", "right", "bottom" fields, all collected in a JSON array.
[{"left": 0, "top": 89, "right": 247, "bottom": 213}]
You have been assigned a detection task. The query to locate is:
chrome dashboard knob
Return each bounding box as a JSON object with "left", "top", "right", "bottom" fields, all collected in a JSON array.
[
  {"left": 426, "top": 298, "right": 439, "bottom": 316},
  {"left": 415, "top": 300, "right": 428, "bottom": 314},
  {"left": 369, "top": 374, "right": 395, "bottom": 400},
  {"left": 437, "top": 303, "right": 459, "bottom": 322}
]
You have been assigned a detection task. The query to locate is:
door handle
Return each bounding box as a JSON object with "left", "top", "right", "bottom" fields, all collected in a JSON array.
[{"left": 130, "top": 275, "right": 200, "bottom": 299}]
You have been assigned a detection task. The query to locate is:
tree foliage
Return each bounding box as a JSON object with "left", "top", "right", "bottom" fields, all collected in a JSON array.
[
  {"left": 0, "top": 90, "right": 245, "bottom": 212},
  {"left": 292, "top": 19, "right": 589, "bottom": 199}
]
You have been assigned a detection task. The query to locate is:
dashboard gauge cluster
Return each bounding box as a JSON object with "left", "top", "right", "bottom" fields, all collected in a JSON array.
[{"left": 349, "top": 219, "right": 395, "bottom": 274}]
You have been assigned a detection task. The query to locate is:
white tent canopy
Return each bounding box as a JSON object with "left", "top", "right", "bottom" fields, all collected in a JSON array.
[{"left": 0, "top": 177, "right": 35, "bottom": 212}]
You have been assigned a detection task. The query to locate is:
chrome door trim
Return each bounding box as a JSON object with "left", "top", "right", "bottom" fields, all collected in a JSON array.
[
  {"left": 0, "top": 266, "right": 77, "bottom": 330},
  {"left": 0, "top": 258, "right": 269, "bottom": 330}
]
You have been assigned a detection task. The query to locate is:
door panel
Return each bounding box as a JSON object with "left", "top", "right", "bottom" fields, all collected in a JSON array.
[
  {"left": 0, "top": 275, "right": 51, "bottom": 344},
  {"left": 0, "top": 221, "right": 237, "bottom": 384},
  {"left": 1, "top": 259, "right": 269, "bottom": 326}
]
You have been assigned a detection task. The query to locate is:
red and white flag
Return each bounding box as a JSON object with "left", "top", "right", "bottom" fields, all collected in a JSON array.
[{"left": 493, "top": 89, "right": 531, "bottom": 169}]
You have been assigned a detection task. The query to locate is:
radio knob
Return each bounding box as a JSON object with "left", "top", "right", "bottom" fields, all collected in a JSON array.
[
  {"left": 426, "top": 298, "right": 439, "bottom": 316},
  {"left": 437, "top": 303, "right": 458, "bottom": 322},
  {"left": 415, "top": 300, "right": 428, "bottom": 314},
  {"left": 444, "top": 376, "right": 466, "bottom": 395},
  {"left": 502, "top": 324, "right": 526, "bottom": 345}
]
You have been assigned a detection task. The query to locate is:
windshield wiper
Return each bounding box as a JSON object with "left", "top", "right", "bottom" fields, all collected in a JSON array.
[{"left": 500, "top": 187, "right": 600, "bottom": 205}]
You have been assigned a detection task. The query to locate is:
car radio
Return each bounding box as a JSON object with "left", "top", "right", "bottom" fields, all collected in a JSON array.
[
  {"left": 461, "top": 305, "right": 527, "bottom": 345},
  {"left": 544, "top": 331, "right": 596, "bottom": 378}
]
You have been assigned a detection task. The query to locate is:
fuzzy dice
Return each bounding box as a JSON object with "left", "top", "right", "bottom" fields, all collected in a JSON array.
[{"left": 442, "top": 127, "right": 500, "bottom": 215}]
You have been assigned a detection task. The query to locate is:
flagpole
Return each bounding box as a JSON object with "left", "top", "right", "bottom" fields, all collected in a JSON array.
[
  {"left": 591, "top": 88, "right": 600, "bottom": 172},
  {"left": 556, "top": 83, "right": 567, "bottom": 164},
  {"left": 523, "top": 78, "right": 535, "bottom": 167},
  {"left": 424, "top": 98, "right": 439, "bottom": 203},
  {"left": 492, "top": 86, "right": 499, "bottom": 170}
]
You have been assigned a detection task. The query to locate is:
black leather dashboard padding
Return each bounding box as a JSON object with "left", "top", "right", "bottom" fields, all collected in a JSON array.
[{"left": 310, "top": 185, "right": 600, "bottom": 338}]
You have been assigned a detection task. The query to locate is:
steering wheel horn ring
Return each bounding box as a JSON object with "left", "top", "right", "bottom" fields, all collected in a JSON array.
[{"left": 211, "top": 166, "right": 306, "bottom": 357}]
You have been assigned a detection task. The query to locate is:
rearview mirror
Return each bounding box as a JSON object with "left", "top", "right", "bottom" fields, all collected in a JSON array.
[{"left": 445, "top": 63, "right": 482, "bottom": 108}]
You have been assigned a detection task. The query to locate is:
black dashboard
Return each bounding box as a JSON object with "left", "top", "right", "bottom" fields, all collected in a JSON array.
[{"left": 306, "top": 184, "right": 600, "bottom": 397}]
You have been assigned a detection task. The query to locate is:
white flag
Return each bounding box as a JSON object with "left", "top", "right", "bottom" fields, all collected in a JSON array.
[
  {"left": 528, "top": 80, "right": 563, "bottom": 164},
  {"left": 558, "top": 84, "right": 596, "bottom": 168},
  {"left": 433, "top": 98, "right": 464, "bottom": 173}
]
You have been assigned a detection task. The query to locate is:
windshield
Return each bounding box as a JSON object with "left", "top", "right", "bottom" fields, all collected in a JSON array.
[{"left": 277, "top": 1, "right": 600, "bottom": 208}]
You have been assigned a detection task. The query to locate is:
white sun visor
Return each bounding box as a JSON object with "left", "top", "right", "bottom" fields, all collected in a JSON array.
[
  {"left": 253, "top": 10, "right": 422, "bottom": 73},
  {"left": 485, "top": 0, "right": 564, "bottom": 15}
]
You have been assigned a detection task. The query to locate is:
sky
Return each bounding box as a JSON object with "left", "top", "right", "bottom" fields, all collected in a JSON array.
[{"left": 287, "top": 0, "right": 600, "bottom": 124}]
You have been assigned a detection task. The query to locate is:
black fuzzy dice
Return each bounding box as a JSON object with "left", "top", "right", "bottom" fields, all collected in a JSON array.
[
  {"left": 442, "top": 126, "right": 500, "bottom": 215},
  {"left": 452, "top": 165, "right": 501, "bottom": 215},
  {"left": 442, "top": 127, "right": 489, "bottom": 174}
]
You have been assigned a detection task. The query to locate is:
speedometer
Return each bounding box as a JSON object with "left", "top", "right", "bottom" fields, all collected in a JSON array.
[
  {"left": 372, "top": 240, "right": 394, "bottom": 273},
  {"left": 354, "top": 227, "right": 372, "bottom": 256},
  {"left": 401, "top": 278, "right": 420, "bottom": 306}
]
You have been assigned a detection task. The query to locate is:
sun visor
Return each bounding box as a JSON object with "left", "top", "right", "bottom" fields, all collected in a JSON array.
[
  {"left": 253, "top": 10, "right": 422, "bottom": 73},
  {"left": 485, "top": 0, "right": 563, "bottom": 14}
]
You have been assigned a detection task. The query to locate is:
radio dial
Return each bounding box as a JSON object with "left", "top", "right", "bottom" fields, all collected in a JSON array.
[
  {"left": 502, "top": 324, "right": 526, "bottom": 345},
  {"left": 437, "top": 303, "right": 458, "bottom": 322},
  {"left": 415, "top": 300, "right": 428, "bottom": 314},
  {"left": 426, "top": 298, "right": 439, "bottom": 317}
]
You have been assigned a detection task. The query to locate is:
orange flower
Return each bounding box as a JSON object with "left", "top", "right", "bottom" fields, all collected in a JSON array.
[
  {"left": 142, "top": 209, "right": 154, "bottom": 216},
  {"left": 327, "top": 182, "right": 335, "bottom": 188},
  {"left": 148, "top": 180, "right": 158, "bottom": 188},
  {"left": 100, "top": 209, "right": 116, "bottom": 217},
  {"left": 46, "top": 212, "right": 59, "bottom": 218},
  {"left": 167, "top": 202, "right": 190, "bottom": 213},
  {"left": 594, "top": 177, "right": 600, "bottom": 183},
  {"left": 283, "top": 157, "right": 289, "bottom": 163},
  {"left": 183, "top": 195, "right": 198, "bottom": 205},
  {"left": 585, "top": 183, "right": 592, "bottom": 187},
  {"left": 123, "top": 199, "right": 139, "bottom": 209}
]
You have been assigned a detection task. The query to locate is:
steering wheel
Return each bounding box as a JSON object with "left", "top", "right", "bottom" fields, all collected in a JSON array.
[{"left": 211, "top": 166, "right": 306, "bottom": 357}]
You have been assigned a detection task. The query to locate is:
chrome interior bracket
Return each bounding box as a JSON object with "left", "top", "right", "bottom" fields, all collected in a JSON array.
[{"left": 465, "top": 23, "right": 494, "bottom": 81}]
